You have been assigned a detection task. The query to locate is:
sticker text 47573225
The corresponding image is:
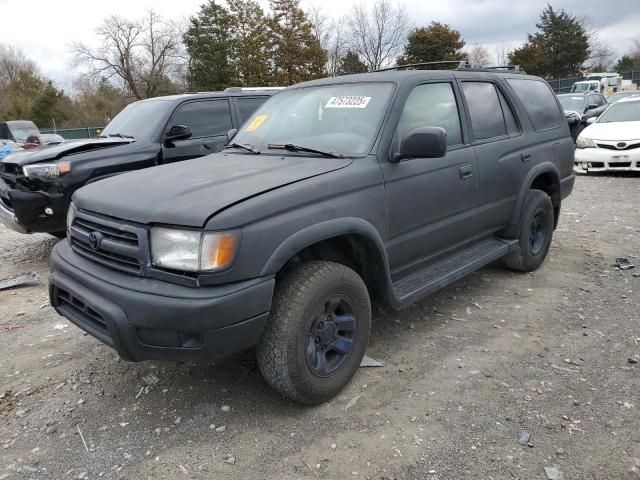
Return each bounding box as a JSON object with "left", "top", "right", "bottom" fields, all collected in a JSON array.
[{"left": 325, "top": 96, "right": 372, "bottom": 109}]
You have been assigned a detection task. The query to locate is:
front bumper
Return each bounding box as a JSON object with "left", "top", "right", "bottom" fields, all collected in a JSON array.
[
  {"left": 49, "top": 241, "right": 275, "bottom": 362},
  {"left": 0, "top": 176, "right": 68, "bottom": 233},
  {"left": 575, "top": 147, "right": 640, "bottom": 173}
]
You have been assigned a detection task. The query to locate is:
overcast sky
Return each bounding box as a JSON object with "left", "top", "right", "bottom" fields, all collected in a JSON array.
[{"left": 1, "top": 0, "right": 638, "bottom": 90}]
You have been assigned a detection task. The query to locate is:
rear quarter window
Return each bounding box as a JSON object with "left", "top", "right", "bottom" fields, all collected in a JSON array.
[{"left": 507, "top": 79, "right": 564, "bottom": 132}]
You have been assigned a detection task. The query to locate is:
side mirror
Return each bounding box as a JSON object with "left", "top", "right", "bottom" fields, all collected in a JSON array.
[
  {"left": 227, "top": 128, "right": 238, "bottom": 142},
  {"left": 392, "top": 127, "right": 447, "bottom": 163},
  {"left": 587, "top": 117, "right": 597, "bottom": 124},
  {"left": 164, "top": 125, "right": 192, "bottom": 142},
  {"left": 587, "top": 103, "right": 598, "bottom": 110}
]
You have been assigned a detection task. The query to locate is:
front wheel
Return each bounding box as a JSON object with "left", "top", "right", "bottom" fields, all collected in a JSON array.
[
  {"left": 257, "top": 261, "right": 371, "bottom": 404},
  {"left": 503, "top": 190, "right": 554, "bottom": 272}
]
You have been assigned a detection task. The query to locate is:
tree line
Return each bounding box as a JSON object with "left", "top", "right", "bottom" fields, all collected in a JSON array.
[{"left": 1, "top": 1, "right": 639, "bottom": 130}]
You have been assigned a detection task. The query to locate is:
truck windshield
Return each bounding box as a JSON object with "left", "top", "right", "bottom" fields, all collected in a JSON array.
[
  {"left": 101, "top": 99, "right": 173, "bottom": 141},
  {"left": 558, "top": 96, "right": 585, "bottom": 112},
  {"left": 9, "top": 125, "right": 39, "bottom": 143},
  {"left": 572, "top": 83, "right": 595, "bottom": 93},
  {"left": 597, "top": 101, "right": 640, "bottom": 123},
  {"left": 231, "top": 83, "right": 395, "bottom": 157}
]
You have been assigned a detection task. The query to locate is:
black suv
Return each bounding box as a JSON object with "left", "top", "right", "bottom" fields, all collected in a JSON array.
[
  {"left": 49, "top": 65, "right": 575, "bottom": 404},
  {"left": 557, "top": 92, "right": 608, "bottom": 141},
  {"left": 0, "top": 88, "right": 278, "bottom": 235}
]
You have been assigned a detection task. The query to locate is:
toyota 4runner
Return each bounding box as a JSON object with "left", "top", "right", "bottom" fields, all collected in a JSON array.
[{"left": 49, "top": 65, "right": 575, "bottom": 404}]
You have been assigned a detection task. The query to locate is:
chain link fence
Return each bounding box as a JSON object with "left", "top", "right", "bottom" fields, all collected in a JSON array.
[
  {"left": 40, "top": 126, "right": 104, "bottom": 140},
  {"left": 547, "top": 70, "right": 640, "bottom": 93}
]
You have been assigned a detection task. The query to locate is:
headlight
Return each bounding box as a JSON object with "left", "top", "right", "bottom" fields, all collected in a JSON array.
[
  {"left": 576, "top": 137, "right": 596, "bottom": 149},
  {"left": 66, "top": 203, "right": 76, "bottom": 233},
  {"left": 22, "top": 161, "right": 71, "bottom": 179},
  {"left": 150, "top": 228, "right": 239, "bottom": 272}
]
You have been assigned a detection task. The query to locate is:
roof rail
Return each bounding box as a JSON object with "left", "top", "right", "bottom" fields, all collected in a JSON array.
[
  {"left": 482, "top": 65, "right": 525, "bottom": 72},
  {"left": 223, "top": 87, "right": 286, "bottom": 93},
  {"left": 375, "top": 60, "right": 471, "bottom": 72}
]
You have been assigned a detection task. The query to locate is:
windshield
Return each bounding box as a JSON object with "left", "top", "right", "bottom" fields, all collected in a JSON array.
[
  {"left": 231, "top": 83, "right": 395, "bottom": 156},
  {"left": 10, "top": 126, "right": 39, "bottom": 143},
  {"left": 572, "top": 83, "right": 595, "bottom": 93},
  {"left": 101, "top": 99, "right": 173, "bottom": 140},
  {"left": 597, "top": 101, "right": 640, "bottom": 123},
  {"left": 558, "top": 96, "right": 585, "bottom": 112},
  {"left": 607, "top": 92, "right": 639, "bottom": 104}
]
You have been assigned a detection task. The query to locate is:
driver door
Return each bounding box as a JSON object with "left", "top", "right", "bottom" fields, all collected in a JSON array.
[
  {"left": 161, "top": 99, "right": 233, "bottom": 164},
  {"left": 380, "top": 82, "right": 481, "bottom": 275}
]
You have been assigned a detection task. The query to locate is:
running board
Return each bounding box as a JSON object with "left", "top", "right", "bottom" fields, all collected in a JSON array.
[{"left": 391, "top": 238, "right": 518, "bottom": 308}]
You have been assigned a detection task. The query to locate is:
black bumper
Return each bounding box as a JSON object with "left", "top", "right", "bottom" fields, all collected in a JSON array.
[
  {"left": 560, "top": 174, "right": 575, "bottom": 200},
  {"left": 0, "top": 176, "right": 68, "bottom": 233},
  {"left": 49, "top": 241, "right": 274, "bottom": 362}
]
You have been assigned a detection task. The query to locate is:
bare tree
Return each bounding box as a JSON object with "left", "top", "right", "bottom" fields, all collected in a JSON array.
[
  {"left": 0, "top": 44, "right": 37, "bottom": 86},
  {"left": 72, "top": 11, "right": 185, "bottom": 99},
  {"left": 465, "top": 44, "right": 491, "bottom": 68},
  {"left": 578, "top": 16, "right": 614, "bottom": 71},
  {"left": 346, "top": 0, "right": 410, "bottom": 70},
  {"left": 494, "top": 42, "right": 508, "bottom": 66}
]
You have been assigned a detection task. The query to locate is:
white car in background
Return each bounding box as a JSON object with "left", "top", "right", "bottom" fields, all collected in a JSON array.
[{"left": 574, "top": 96, "right": 640, "bottom": 174}]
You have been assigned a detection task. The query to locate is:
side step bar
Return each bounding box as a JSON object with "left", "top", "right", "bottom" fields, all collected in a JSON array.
[{"left": 391, "top": 238, "right": 518, "bottom": 308}]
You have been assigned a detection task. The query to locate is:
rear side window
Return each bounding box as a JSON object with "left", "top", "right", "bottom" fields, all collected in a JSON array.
[
  {"left": 172, "top": 100, "right": 233, "bottom": 138},
  {"left": 507, "top": 79, "right": 564, "bottom": 131},
  {"left": 236, "top": 97, "right": 268, "bottom": 124},
  {"left": 461, "top": 82, "right": 507, "bottom": 140},
  {"left": 397, "top": 83, "right": 463, "bottom": 147},
  {"left": 497, "top": 89, "right": 520, "bottom": 136}
]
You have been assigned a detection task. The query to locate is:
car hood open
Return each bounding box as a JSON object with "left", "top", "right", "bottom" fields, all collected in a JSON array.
[
  {"left": 1, "top": 138, "right": 135, "bottom": 166},
  {"left": 582, "top": 121, "right": 640, "bottom": 141},
  {"left": 73, "top": 152, "right": 352, "bottom": 227}
]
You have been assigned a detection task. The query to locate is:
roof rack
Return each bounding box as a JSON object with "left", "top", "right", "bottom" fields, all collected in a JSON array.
[
  {"left": 223, "top": 87, "right": 286, "bottom": 93},
  {"left": 375, "top": 61, "right": 470, "bottom": 72},
  {"left": 374, "top": 61, "right": 526, "bottom": 74}
]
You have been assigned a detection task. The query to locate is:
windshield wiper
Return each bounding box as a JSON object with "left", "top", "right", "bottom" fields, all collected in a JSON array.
[
  {"left": 224, "top": 142, "right": 260, "bottom": 154},
  {"left": 101, "top": 133, "right": 135, "bottom": 139},
  {"left": 267, "top": 143, "right": 345, "bottom": 159}
]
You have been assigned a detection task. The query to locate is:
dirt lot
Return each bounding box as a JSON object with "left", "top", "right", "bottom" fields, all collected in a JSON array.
[{"left": 1, "top": 175, "right": 639, "bottom": 480}]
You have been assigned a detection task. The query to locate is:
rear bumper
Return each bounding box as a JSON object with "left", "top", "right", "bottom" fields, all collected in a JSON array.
[
  {"left": 49, "top": 241, "right": 274, "bottom": 362},
  {"left": 0, "top": 176, "right": 68, "bottom": 233}
]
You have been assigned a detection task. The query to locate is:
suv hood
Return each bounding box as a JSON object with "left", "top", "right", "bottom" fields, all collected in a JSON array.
[
  {"left": 74, "top": 153, "right": 352, "bottom": 227},
  {"left": 581, "top": 121, "right": 640, "bottom": 141},
  {"left": 1, "top": 138, "right": 135, "bottom": 166}
]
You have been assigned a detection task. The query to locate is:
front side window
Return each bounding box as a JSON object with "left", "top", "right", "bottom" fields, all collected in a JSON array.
[
  {"left": 232, "top": 83, "right": 395, "bottom": 156},
  {"left": 396, "top": 83, "right": 463, "bottom": 146},
  {"left": 171, "top": 100, "right": 233, "bottom": 138},
  {"left": 508, "top": 79, "right": 564, "bottom": 131},
  {"left": 461, "top": 82, "right": 507, "bottom": 140}
]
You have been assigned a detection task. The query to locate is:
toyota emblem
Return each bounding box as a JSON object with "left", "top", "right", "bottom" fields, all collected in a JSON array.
[
  {"left": 616, "top": 142, "right": 627, "bottom": 149},
  {"left": 88, "top": 232, "right": 103, "bottom": 250}
]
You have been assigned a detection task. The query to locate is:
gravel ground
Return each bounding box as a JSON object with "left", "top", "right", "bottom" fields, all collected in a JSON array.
[{"left": 0, "top": 175, "right": 639, "bottom": 480}]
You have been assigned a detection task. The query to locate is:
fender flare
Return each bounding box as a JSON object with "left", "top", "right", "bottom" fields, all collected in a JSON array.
[
  {"left": 509, "top": 161, "right": 561, "bottom": 226},
  {"left": 260, "top": 217, "right": 390, "bottom": 280}
]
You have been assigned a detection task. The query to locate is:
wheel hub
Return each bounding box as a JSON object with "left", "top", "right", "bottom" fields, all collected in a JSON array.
[{"left": 305, "top": 296, "right": 357, "bottom": 377}]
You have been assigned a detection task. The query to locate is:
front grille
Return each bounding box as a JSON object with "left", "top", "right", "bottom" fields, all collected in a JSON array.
[
  {"left": 54, "top": 287, "right": 113, "bottom": 347},
  {"left": 70, "top": 211, "right": 144, "bottom": 275},
  {"left": 597, "top": 143, "right": 640, "bottom": 151}
]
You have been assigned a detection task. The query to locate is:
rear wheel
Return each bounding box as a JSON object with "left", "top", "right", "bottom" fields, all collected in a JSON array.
[
  {"left": 503, "top": 190, "right": 554, "bottom": 272},
  {"left": 257, "top": 261, "right": 371, "bottom": 404}
]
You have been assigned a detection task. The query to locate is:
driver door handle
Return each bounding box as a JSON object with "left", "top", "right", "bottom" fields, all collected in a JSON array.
[{"left": 459, "top": 165, "right": 473, "bottom": 179}]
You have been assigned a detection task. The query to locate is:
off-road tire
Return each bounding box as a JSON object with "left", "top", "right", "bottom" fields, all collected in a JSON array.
[
  {"left": 257, "top": 261, "right": 371, "bottom": 405},
  {"left": 503, "top": 189, "right": 554, "bottom": 272}
]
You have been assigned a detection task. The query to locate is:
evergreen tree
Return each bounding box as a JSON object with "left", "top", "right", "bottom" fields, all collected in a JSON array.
[
  {"left": 510, "top": 5, "right": 588, "bottom": 78},
  {"left": 338, "top": 50, "right": 368, "bottom": 75},
  {"left": 615, "top": 55, "right": 640, "bottom": 73},
  {"left": 227, "top": 0, "right": 271, "bottom": 86},
  {"left": 183, "top": 1, "right": 232, "bottom": 91},
  {"left": 398, "top": 22, "right": 465, "bottom": 66},
  {"left": 268, "top": 0, "right": 327, "bottom": 85}
]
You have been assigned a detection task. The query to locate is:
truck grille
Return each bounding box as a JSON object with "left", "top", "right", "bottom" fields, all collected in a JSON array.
[{"left": 69, "top": 211, "right": 145, "bottom": 275}]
